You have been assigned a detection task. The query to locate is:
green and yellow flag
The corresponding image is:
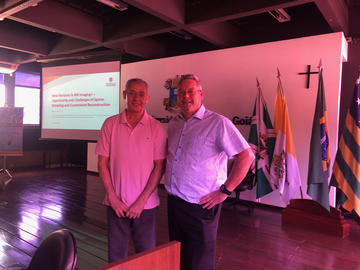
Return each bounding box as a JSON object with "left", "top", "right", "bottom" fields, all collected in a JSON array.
[
  {"left": 248, "top": 81, "right": 275, "bottom": 198},
  {"left": 307, "top": 68, "right": 330, "bottom": 211},
  {"left": 330, "top": 82, "right": 360, "bottom": 215}
]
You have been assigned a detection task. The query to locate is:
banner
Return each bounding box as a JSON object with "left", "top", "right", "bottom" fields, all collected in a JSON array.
[
  {"left": 0, "top": 107, "right": 23, "bottom": 155},
  {"left": 270, "top": 78, "right": 302, "bottom": 205}
]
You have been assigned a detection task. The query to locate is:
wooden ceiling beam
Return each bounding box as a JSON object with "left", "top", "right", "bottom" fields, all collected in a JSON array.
[
  {"left": 186, "top": 0, "right": 312, "bottom": 24},
  {"left": 104, "top": 12, "right": 174, "bottom": 42},
  {"left": 123, "top": 0, "right": 185, "bottom": 25},
  {"left": 314, "top": 0, "right": 349, "bottom": 35},
  {"left": 0, "top": 48, "right": 35, "bottom": 63},
  {"left": 49, "top": 36, "right": 101, "bottom": 56},
  {"left": 9, "top": 0, "right": 103, "bottom": 43},
  {"left": 0, "top": 0, "right": 44, "bottom": 18},
  {"left": 0, "top": 20, "right": 51, "bottom": 56},
  {"left": 106, "top": 37, "right": 166, "bottom": 59},
  {"left": 186, "top": 22, "right": 242, "bottom": 48}
]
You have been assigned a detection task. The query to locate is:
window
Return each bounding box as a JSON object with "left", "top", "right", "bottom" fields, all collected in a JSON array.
[
  {"left": 0, "top": 72, "right": 40, "bottom": 124},
  {"left": 15, "top": 72, "right": 40, "bottom": 88},
  {"left": 0, "top": 84, "right": 4, "bottom": 107},
  {"left": 15, "top": 86, "right": 40, "bottom": 125}
]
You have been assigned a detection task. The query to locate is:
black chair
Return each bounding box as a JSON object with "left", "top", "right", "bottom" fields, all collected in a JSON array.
[
  {"left": 27, "top": 229, "right": 77, "bottom": 270},
  {"left": 232, "top": 170, "right": 256, "bottom": 214},
  {"left": 226, "top": 159, "right": 256, "bottom": 214}
]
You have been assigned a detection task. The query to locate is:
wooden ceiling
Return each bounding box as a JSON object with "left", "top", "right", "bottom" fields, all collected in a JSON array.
[{"left": 0, "top": 0, "right": 356, "bottom": 72}]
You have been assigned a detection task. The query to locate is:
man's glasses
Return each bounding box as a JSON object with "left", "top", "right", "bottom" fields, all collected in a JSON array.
[{"left": 177, "top": 89, "right": 201, "bottom": 97}]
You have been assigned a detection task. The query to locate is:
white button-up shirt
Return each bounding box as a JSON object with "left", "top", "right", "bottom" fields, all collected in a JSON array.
[{"left": 165, "top": 105, "right": 250, "bottom": 203}]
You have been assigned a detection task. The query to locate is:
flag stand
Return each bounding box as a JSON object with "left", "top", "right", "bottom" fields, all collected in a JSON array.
[
  {"left": 282, "top": 199, "right": 350, "bottom": 238},
  {"left": 0, "top": 156, "right": 13, "bottom": 190},
  {"left": 299, "top": 186, "right": 303, "bottom": 199}
]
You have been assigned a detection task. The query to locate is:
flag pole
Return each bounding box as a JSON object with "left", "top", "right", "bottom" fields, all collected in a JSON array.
[
  {"left": 255, "top": 78, "right": 259, "bottom": 189},
  {"left": 277, "top": 68, "right": 284, "bottom": 96},
  {"left": 318, "top": 59, "right": 322, "bottom": 70},
  {"left": 299, "top": 183, "right": 304, "bottom": 199},
  {"left": 277, "top": 68, "right": 304, "bottom": 199}
]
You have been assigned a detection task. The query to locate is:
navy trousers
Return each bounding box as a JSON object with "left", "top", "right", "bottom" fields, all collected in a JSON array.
[
  {"left": 167, "top": 195, "right": 222, "bottom": 270},
  {"left": 107, "top": 206, "right": 157, "bottom": 262}
]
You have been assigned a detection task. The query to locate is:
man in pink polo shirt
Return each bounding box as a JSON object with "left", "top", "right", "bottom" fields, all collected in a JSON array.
[{"left": 96, "top": 78, "right": 166, "bottom": 262}]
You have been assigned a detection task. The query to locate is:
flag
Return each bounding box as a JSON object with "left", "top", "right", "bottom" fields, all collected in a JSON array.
[
  {"left": 330, "top": 82, "right": 360, "bottom": 216},
  {"left": 248, "top": 82, "right": 276, "bottom": 198},
  {"left": 307, "top": 68, "right": 330, "bottom": 211},
  {"left": 270, "top": 78, "right": 302, "bottom": 205}
]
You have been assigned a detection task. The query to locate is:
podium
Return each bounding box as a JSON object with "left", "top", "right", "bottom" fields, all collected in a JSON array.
[
  {"left": 282, "top": 199, "right": 350, "bottom": 238},
  {"left": 96, "top": 241, "right": 180, "bottom": 270}
]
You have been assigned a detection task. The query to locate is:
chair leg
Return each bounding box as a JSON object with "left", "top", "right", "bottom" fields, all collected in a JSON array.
[
  {"left": 235, "top": 191, "right": 240, "bottom": 204},
  {"left": 236, "top": 191, "right": 253, "bottom": 215}
]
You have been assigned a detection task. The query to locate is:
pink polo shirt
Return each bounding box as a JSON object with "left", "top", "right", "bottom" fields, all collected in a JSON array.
[{"left": 95, "top": 110, "right": 167, "bottom": 209}]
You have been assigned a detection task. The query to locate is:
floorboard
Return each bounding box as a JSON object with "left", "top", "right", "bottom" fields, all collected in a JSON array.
[{"left": 1, "top": 168, "right": 360, "bottom": 270}]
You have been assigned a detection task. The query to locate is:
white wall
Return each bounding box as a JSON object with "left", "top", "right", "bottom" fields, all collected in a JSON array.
[{"left": 120, "top": 32, "right": 347, "bottom": 208}]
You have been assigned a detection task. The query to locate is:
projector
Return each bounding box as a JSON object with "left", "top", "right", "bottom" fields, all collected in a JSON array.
[
  {"left": 268, "top": 8, "right": 291, "bottom": 23},
  {"left": 96, "top": 0, "right": 128, "bottom": 11}
]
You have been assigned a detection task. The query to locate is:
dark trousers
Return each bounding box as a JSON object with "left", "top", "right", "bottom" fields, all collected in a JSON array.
[
  {"left": 167, "top": 195, "right": 222, "bottom": 270},
  {"left": 107, "top": 206, "right": 157, "bottom": 262}
]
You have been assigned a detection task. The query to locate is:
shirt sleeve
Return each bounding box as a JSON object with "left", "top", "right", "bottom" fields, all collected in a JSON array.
[
  {"left": 218, "top": 116, "right": 250, "bottom": 158},
  {"left": 95, "top": 117, "right": 113, "bottom": 157},
  {"left": 153, "top": 121, "right": 167, "bottom": 160}
]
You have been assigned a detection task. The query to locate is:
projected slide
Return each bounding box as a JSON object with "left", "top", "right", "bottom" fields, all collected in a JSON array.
[{"left": 42, "top": 61, "right": 120, "bottom": 140}]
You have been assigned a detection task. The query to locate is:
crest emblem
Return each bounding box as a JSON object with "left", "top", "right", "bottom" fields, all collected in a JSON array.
[{"left": 163, "top": 75, "right": 181, "bottom": 114}]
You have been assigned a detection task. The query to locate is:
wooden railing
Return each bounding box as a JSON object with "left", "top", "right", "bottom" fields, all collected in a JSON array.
[{"left": 96, "top": 241, "right": 180, "bottom": 270}]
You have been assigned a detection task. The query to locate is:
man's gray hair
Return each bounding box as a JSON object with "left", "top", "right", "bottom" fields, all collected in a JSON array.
[
  {"left": 125, "top": 78, "right": 148, "bottom": 91},
  {"left": 178, "top": 74, "right": 203, "bottom": 91}
]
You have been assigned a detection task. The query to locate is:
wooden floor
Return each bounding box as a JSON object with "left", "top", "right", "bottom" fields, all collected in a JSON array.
[{"left": 1, "top": 168, "right": 360, "bottom": 270}]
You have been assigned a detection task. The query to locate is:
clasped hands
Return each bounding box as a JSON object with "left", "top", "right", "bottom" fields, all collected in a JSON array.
[{"left": 109, "top": 195, "right": 146, "bottom": 219}]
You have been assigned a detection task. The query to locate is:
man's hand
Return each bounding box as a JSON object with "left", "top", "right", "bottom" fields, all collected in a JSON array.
[
  {"left": 199, "top": 190, "right": 228, "bottom": 209},
  {"left": 108, "top": 193, "right": 129, "bottom": 218},
  {"left": 126, "top": 197, "right": 147, "bottom": 219}
]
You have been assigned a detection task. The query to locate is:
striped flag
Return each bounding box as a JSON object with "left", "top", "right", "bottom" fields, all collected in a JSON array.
[
  {"left": 248, "top": 81, "right": 276, "bottom": 198},
  {"left": 330, "top": 82, "right": 360, "bottom": 215},
  {"left": 307, "top": 67, "right": 330, "bottom": 211},
  {"left": 270, "top": 77, "right": 302, "bottom": 205}
]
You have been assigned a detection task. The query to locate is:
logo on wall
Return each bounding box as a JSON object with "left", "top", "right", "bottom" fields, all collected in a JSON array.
[
  {"left": 106, "top": 77, "right": 116, "bottom": 87},
  {"left": 232, "top": 116, "right": 252, "bottom": 126},
  {"left": 163, "top": 75, "right": 181, "bottom": 114}
]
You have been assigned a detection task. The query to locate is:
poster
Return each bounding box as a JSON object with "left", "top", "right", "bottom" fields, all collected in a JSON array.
[{"left": 0, "top": 107, "right": 23, "bottom": 155}]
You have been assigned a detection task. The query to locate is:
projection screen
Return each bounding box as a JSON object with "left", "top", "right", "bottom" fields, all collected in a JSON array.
[{"left": 41, "top": 61, "right": 120, "bottom": 141}]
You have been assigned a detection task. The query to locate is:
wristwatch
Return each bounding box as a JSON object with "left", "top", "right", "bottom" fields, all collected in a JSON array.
[{"left": 220, "top": 184, "right": 232, "bottom": 196}]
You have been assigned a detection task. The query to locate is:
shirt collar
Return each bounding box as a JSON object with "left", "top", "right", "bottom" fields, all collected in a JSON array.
[
  {"left": 193, "top": 104, "right": 205, "bottom": 120},
  {"left": 119, "top": 110, "right": 148, "bottom": 125},
  {"left": 178, "top": 104, "right": 205, "bottom": 120}
]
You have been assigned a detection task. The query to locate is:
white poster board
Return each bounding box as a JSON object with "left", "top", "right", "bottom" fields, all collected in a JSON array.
[{"left": 0, "top": 107, "right": 23, "bottom": 156}]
